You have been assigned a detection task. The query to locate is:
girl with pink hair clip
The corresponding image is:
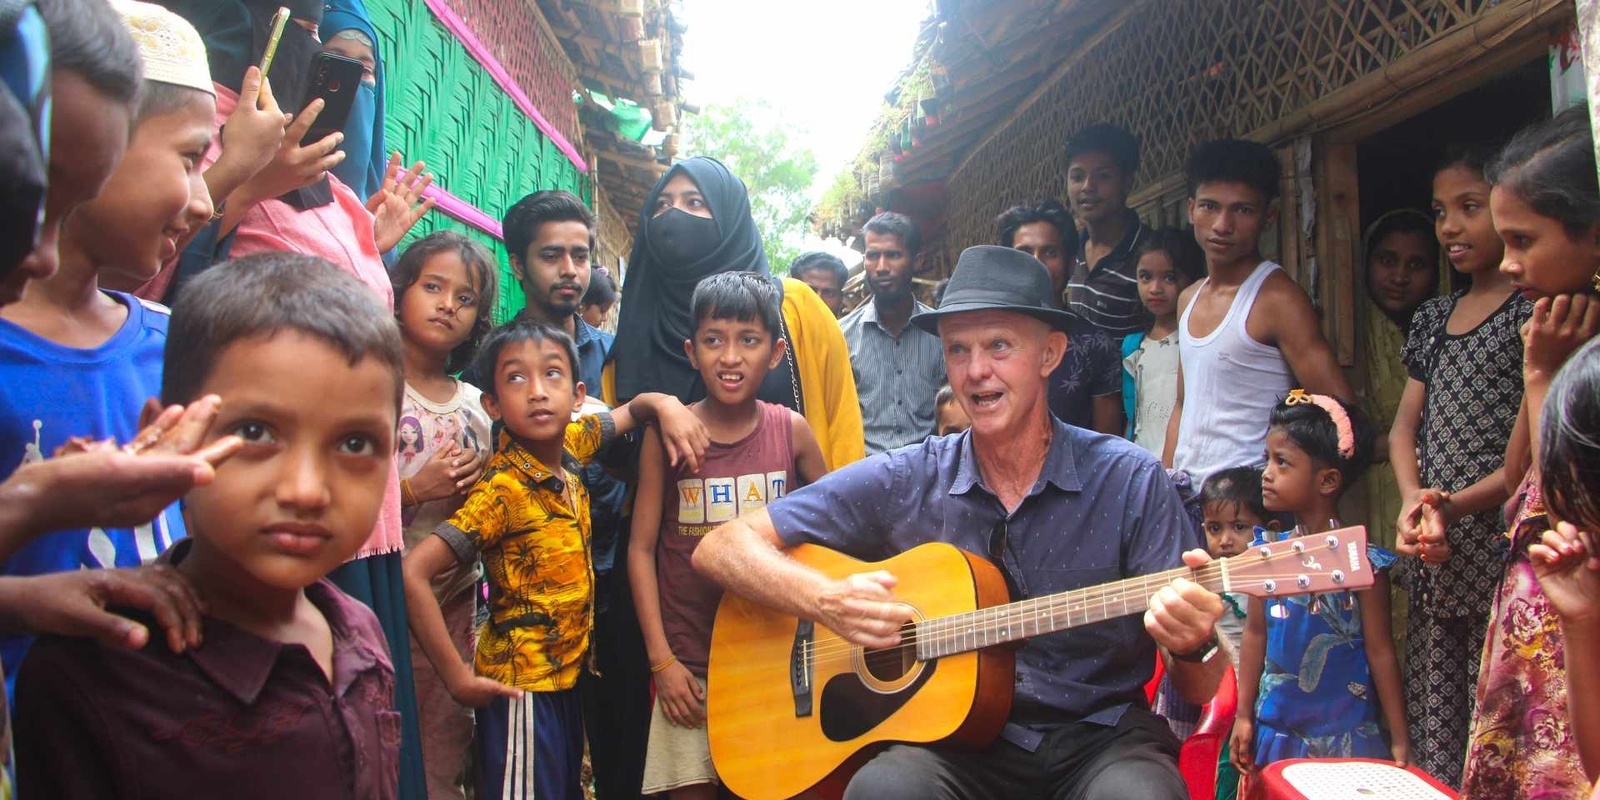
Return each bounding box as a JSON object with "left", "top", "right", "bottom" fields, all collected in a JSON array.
[{"left": 1230, "top": 390, "right": 1410, "bottom": 778}]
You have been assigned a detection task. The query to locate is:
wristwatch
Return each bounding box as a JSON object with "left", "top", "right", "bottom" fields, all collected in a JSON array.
[{"left": 1171, "top": 634, "right": 1221, "bottom": 664}]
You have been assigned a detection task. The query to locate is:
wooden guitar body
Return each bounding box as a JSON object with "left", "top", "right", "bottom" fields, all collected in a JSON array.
[
  {"left": 707, "top": 543, "right": 1014, "bottom": 800},
  {"left": 706, "top": 526, "right": 1373, "bottom": 800}
]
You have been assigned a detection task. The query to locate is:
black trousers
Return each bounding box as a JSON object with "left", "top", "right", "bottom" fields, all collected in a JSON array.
[
  {"left": 843, "top": 708, "right": 1186, "bottom": 800},
  {"left": 581, "top": 554, "right": 654, "bottom": 800}
]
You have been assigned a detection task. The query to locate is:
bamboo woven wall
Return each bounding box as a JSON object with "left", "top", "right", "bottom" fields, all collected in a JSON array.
[
  {"left": 368, "top": 0, "right": 590, "bottom": 324},
  {"left": 942, "top": 0, "right": 1499, "bottom": 254},
  {"left": 441, "top": 0, "right": 581, "bottom": 146}
]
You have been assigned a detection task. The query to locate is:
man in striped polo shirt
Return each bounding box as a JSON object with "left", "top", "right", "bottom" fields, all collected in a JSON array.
[
  {"left": 1064, "top": 124, "right": 1151, "bottom": 340},
  {"left": 840, "top": 212, "right": 947, "bottom": 455}
]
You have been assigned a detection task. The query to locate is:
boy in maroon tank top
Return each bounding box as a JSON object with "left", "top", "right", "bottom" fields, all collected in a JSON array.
[{"left": 628, "top": 272, "right": 830, "bottom": 797}]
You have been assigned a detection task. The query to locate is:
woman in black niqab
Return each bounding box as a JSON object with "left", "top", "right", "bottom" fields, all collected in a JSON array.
[{"left": 611, "top": 156, "right": 800, "bottom": 406}]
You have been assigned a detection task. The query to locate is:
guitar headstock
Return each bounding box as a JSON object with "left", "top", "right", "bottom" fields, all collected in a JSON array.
[{"left": 1222, "top": 525, "right": 1374, "bottom": 598}]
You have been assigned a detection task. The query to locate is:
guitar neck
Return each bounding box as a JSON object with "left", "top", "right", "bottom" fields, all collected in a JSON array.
[{"left": 913, "top": 564, "right": 1228, "bottom": 660}]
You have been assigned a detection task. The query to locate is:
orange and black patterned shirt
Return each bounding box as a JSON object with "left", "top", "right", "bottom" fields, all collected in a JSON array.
[{"left": 434, "top": 413, "right": 614, "bottom": 691}]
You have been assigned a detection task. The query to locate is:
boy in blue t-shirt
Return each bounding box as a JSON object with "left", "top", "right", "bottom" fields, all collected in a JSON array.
[{"left": 0, "top": 0, "right": 220, "bottom": 684}]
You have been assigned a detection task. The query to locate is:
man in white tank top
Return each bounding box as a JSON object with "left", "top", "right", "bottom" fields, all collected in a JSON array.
[{"left": 1163, "top": 140, "right": 1352, "bottom": 482}]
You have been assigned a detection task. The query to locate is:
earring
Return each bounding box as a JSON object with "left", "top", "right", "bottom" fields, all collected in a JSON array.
[{"left": 1591, "top": 270, "right": 1600, "bottom": 294}]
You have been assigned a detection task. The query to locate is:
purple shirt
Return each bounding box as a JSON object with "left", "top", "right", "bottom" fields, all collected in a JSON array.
[
  {"left": 15, "top": 548, "right": 399, "bottom": 799},
  {"left": 767, "top": 418, "right": 1190, "bottom": 750}
]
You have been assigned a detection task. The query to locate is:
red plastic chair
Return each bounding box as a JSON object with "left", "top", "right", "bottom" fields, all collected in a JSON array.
[{"left": 1179, "top": 665, "right": 1236, "bottom": 800}]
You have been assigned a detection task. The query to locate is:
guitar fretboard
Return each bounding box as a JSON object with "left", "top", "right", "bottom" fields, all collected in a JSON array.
[{"left": 912, "top": 564, "right": 1229, "bottom": 660}]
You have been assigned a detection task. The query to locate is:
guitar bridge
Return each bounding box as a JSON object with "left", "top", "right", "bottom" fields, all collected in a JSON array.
[{"left": 791, "top": 620, "right": 813, "bottom": 718}]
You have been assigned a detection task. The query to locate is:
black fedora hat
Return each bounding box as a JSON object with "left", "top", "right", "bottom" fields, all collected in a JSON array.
[{"left": 910, "top": 245, "right": 1076, "bottom": 334}]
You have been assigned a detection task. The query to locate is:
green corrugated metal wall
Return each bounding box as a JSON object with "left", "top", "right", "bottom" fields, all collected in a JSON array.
[{"left": 366, "top": 0, "right": 590, "bottom": 323}]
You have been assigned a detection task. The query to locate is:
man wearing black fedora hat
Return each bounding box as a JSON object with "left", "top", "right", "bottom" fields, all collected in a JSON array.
[{"left": 696, "top": 246, "right": 1225, "bottom": 799}]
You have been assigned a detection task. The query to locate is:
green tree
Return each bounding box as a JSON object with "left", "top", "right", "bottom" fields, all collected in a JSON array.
[{"left": 681, "top": 97, "right": 819, "bottom": 272}]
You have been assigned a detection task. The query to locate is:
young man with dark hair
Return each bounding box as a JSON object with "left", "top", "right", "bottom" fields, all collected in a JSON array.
[
  {"left": 1064, "top": 123, "right": 1151, "bottom": 339},
  {"left": 501, "top": 190, "right": 604, "bottom": 371},
  {"left": 1164, "top": 139, "right": 1352, "bottom": 481},
  {"left": 789, "top": 251, "right": 849, "bottom": 318},
  {"left": 996, "top": 200, "right": 1121, "bottom": 435},
  {"left": 841, "top": 212, "right": 946, "bottom": 455},
  {"left": 996, "top": 199, "right": 1077, "bottom": 303}
]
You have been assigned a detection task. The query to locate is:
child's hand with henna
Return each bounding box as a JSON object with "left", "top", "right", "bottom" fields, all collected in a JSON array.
[{"left": 1530, "top": 521, "right": 1600, "bottom": 624}]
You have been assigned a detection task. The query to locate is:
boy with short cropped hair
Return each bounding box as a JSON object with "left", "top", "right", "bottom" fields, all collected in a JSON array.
[
  {"left": 403, "top": 319, "right": 706, "bottom": 800},
  {"left": 0, "top": 0, "right": 216, "bottom": 687},
  {"left": 628, "top": 272, "right": 828, "bottom": 798},
  {"left": 1164, "top": 139, "right": 1352, "bottom": 481},
  {"left": 15, "top": 252, "right": 408, "bottom": 799}
]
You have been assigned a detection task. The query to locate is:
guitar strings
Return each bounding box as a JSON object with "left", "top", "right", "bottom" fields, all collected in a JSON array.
[
  {"left": 792, "top": 542, "right": 1365, "bottom": 665},
  {"left": 797, "top": 563, "right": 1360, "bottom": 665}
]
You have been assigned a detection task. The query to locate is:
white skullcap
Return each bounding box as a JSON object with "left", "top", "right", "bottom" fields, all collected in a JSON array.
[{"left": 112, "top": 0, "right": 215, "bottom": 97}]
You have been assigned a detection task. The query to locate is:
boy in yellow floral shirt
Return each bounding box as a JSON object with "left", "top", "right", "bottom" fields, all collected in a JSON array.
[{"left": 403, "top": 320, "right": 707, "bottom": 800}]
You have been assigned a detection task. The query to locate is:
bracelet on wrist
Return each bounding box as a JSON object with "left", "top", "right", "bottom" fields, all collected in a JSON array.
[{"left": 649, "top": 655, "right": 677, "bottom": 674}]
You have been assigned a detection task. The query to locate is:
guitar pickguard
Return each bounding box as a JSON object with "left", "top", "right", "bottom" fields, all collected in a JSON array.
[{"left": 818, "top": 660, "right": 937, "bottom": 742}]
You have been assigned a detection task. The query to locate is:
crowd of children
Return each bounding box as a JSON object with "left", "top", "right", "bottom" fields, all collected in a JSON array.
[{"left": 4, "top": 0, "right": 1600, "bottom": 798}]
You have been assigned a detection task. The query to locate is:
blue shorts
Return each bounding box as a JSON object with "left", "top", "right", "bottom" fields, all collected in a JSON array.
[{"left": 476, "top": 687, "right": 583, "bottom": 800}]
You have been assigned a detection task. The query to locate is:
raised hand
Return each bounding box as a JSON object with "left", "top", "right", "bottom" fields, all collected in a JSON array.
[
  {"left": 212, "top": 67, "right": 288, "bottom": 193},
  {"left": 9, "top": 396, "right": 241, "bottom": 544},
  {"left": 234, "top": 98, "right": 345, "bottom": 206},
  {"left": 370, "top": 154, "right": 436, "bottom": 252}
]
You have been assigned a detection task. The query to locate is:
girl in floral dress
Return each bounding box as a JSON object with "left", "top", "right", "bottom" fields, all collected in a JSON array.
[{"left": 1444, "top": 106, "right": 1600, "bottom": 799}]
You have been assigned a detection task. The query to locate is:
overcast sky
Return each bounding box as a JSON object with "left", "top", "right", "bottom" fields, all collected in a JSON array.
[{"left": 677, "top": 0, "right": 929, "bottom": 204}]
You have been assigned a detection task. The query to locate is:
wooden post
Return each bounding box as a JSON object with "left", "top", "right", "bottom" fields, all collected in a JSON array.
[
  {"left": 1580, "top": 0, "right": 1600, "bottom": 171},
  {"left": 1313, "top": 141, "right": 1359, "bottom": 368}
]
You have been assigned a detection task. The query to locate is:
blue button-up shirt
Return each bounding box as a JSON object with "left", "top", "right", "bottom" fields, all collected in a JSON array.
[
  {"left": 767, "top": 418, "right": 1192, "bottom": 750},
  {"left": 839, "top": 299, "right": 947, "bottom": 455}
]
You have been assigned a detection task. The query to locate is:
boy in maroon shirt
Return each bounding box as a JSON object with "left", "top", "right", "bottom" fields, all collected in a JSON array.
[
  {"left": 15, "top": 253, "right": 407, "bottom": 799},
  {"left": 628, "top": 272, "right": 829, "bottom": 797}
]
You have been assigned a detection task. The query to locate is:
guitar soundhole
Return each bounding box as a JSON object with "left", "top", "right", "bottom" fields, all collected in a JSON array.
[{"left": 860, "top": 641, "right": 915, "bottom": 682}]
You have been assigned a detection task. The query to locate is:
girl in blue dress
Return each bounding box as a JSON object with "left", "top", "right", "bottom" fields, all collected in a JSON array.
[{"left": 1229, "top": 390, "right": 1409, "bottom": 776}]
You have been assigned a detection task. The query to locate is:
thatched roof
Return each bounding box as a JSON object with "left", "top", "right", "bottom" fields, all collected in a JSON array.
[{"left": 537, "top": 0, "right": 688, "bottom": 231}]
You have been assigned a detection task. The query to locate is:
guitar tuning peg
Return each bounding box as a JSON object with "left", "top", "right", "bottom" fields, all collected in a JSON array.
[
  {"left": 1340, "top": 593, "right": 1357, "bottom": 611},
  {"left": 1268, "top": 601, "right": 1290, "bottom": 620}
]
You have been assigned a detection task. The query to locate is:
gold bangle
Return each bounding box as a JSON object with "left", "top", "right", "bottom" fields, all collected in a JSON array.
[
  {"left": 400, "top": 478, "right": 417, "bottom": 507},
  {"left": 649, "top": 656, "right": 677, "bottom": 674}
]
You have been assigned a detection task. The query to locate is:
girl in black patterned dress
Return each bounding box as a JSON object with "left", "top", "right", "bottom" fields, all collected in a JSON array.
[{"left": 1387, "top": 147, "right": 1531, "bottom": 787}]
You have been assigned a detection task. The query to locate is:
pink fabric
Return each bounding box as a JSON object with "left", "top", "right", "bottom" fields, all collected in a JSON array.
[
  {"left": 420, "top": 0, "right": 585, "bottom": 171},
  {"left": 230, "top": 177, "right": 403, "bottom": 560},
  {"left": 419, "top": 184, "right": 502, "bottom": 240}
]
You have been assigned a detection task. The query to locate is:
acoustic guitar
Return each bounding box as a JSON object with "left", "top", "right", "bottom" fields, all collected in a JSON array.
[{"left": 706, "top": 525, "right": 1373, "bottom": 800}]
